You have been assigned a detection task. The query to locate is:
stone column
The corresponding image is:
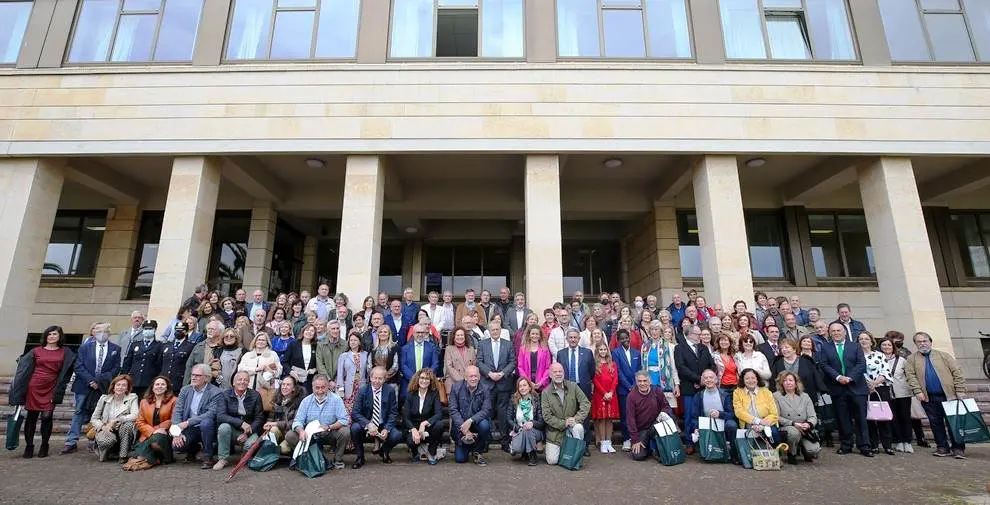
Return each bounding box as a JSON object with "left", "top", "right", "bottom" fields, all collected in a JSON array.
[
  {"left": 692, "top": 155, "right": 754, "bottom": 307},
  {"left": 688, "top": 0, "right": 726, "bottom": 64},
  {"left": 524, "top": 155, "right": 563, "bottom": 315},
  {"left": 858, "top": 157, "right": 952, "bottom": 354},
  {"left": 0, "top": 159, "right": 64, "bottom": 374},
  {"left": 356, "top": 0, "right": 389, "bottom": 63},
  {"left": 655, "top": 203, "right": 683, "bottom": 302},
  {"left": 299, "top": 236, "right": 317, "bottom": 295},
  {"left": 336, "top": 155, "right": 385, "bottom": 308},
  {"left": 146, "top": 157, "right": 221, "bottom": 327},
  {"left": 242, "top": 202, "right": 276, "bottom": 296},
  {"left": 408, "top": 239, "right": 424, "bottom": 299},
  {"left": 92, "top": 205, "right": 141, "bottom": 302},
  {"left": 191, "top": 0, "right": 233, "bottom": 66},
  {"left": 847, "top": 0, "right": 891, "bottom": 66},
  {"left": 510, "top": 236, "right": 525, "bottom": 294},
  {"left": 525, "top": 0, "right": 557, "bottom": 63}
]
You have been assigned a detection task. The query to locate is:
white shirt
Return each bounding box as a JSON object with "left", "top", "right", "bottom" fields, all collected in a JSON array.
[
  {"left": 441, "top": 304, "right": 455, "bottom": 330},
  {"left": 491, "top": 338, "right": 500, "bottom": 369},
  {"left": 302, "top": 343, "right": 313, "bottom": 369},
  {"left": 418, "top": 392, "right": 427, "bottom": 414},
  {"left": 515, "top": 309, "right": 524, "bottom": 331},
  {"left": 548, "top": 327, "right": 568, "bottom": 360},
  {"left": 391, "top": 316, "right": 402, "bottom": 333}
]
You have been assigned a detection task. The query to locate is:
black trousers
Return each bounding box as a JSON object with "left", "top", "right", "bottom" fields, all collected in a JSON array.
[
  {"left": 833, "top": 390, "right": 870, "bottom": 452},
  {"left": 405, "top": 419, "right": 449, "bottom": 456},
  {"left": 889, "top": 396, "right": 913, "bottom": 444},
  {"left": 491, "top": 387, "right": 511, "bottom": 444}
]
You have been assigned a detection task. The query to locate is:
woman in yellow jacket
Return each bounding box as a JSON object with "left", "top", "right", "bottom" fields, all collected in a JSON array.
[{"left": 732, "top": 367, "right": 782, "bottom": 444}]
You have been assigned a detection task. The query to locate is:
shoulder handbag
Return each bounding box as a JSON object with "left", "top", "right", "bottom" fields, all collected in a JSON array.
[{"left": 866, "top": 391, "right": 893, "bottom": 421}]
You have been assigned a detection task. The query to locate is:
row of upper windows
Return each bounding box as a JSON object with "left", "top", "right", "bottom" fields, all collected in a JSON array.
[{"left": 1, "top": 0, "right": 989, "bottom": 65}]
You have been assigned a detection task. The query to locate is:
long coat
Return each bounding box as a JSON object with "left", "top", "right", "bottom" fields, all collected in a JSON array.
[
  {"left": 9, "top": 347, "right": 76, "bottom": 407},
  {"left": 540, "top": 380, "right": 590, "bottom": 446}
]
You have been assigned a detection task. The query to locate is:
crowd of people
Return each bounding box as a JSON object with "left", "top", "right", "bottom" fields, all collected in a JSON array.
[{"left": 8, "top": 284, "right": 972, "bottom": 473}]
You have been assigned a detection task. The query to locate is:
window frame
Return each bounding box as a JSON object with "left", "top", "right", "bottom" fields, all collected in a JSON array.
[
  {"left": 64, "top": 0, "right": 205, "bottom": 65},
  {"left": 223, "top": 0, "right": 363, "bottom": 62},
  {"left": 555, "top": 0, "right": 696, "bottom": 60},
  {"left": 806, "top": 210, "right": 877, "bottom": 281},
  {"left": 717, "top": 0, "right": 859, "bottom": 62},
  {"left": 675, "top": 210, "right": 792, "bottom": 282},
  {"left": 42, "top": 210, "right": 107, "bottom": 279},
  {"left": 127, "top": 210, "right": 164, "bottom": 300},
  {"left": 0, "top": 0, "right": 34, "bottom": 66},
  {"left": 948, "top": 211, "right": 990, "bottom": 281},
  {"left": 387, "top": 0, "right": 527, "bottom": 60},
  {"left": 880, "top": 0, "right": 984, "bottom": 63},
  {"left": 421, "top": 242, "right": 511, "bottom": 296}
]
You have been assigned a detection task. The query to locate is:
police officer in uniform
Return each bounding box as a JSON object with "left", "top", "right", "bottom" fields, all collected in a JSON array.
[
  {"left": 161, "top": 321, "right": 195, "bottom": 390},
  {"left": 121, "top": 320, "right": 164, "bottom": 398}
]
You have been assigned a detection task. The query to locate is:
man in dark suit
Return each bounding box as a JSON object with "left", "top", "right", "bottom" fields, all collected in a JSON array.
[
  {"left": 450, "top": 365, "right": 492, "bottom": 465},
  {"left": 477, "top": 317, "right": 517, "bottom": 451},
  {"left": 384, "top": 299, "right": 410, "bottom": 347},
  {"left": 350, "top": 367, "right": 403, "bottom": 468},
  {"left": 819, "top": 322, "right": 871, "bottom": 457},
  {"left": 400, "top": 325, "right": 440, "bottom": 397},
  {"left": 61, "top": 323, "right": 121, "bottom": 454},
  {"left": 611, "top": 328, "right": 641, "bottom": 451},
  {"left": 757, "top": 324, "right": 782, "bottom": 369},
  {"left": 674, "top": 324, "right": 715, "bottom": 454},
  {"left": 161, "top": 321, "right": 195, "bottom": 389},
  {"left": 121, "top": 320, "right": 163, "bottom": 399},
  {"left": 171, "top": 363, "right": 223, "bottom": 468},
  {"left": 556, "top": 328, "right": 595, "bottom": 453},
  {"left": 503, "top": 292, "right": 534, "bottom": 336},
  {"left": 830, "top": 302, "right": 866, "bottom": 342}
]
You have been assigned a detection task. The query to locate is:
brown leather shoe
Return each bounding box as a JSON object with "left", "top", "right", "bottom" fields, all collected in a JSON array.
[{"left": 685, "top": 446, "right": 696, "bottom": 456}]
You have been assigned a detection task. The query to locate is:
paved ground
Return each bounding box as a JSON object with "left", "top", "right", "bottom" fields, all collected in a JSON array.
[{"left": 0, "top": 444, "right": 987, "bottom": 505}]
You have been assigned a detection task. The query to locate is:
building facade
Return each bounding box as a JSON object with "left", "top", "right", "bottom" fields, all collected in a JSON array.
[{"left": 1, "top": 0, "right": 989, "bottom": 376}]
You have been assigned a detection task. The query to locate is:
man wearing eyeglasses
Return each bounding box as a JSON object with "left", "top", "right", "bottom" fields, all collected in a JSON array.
[
  {"left": 172, "top": 363, "right": 222, "bottom": 469},
  {"left": 400, "top": 325, "right": 440, "bottom": 400}
]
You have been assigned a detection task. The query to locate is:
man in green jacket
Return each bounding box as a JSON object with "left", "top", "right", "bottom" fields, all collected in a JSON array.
[
  {"left": 904, "top": 332, "right": 967, "bottom": 459},
  {"left": 541, "top": 362, "right": 590, "bottom": 465},
  {"left": 315, "top": 321, "right": 347, "bottom": 389}
]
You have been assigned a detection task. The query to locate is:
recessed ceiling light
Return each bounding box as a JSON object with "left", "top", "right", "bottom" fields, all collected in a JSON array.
[
  {"left": 745, "top": 157, "right": 766, "bottom": 168},
  {"left": 305, "top": 158, "right": 326, "bottom": 169},
  {"left": 603, "top": 158, "right": 623, "bottom": 169},
  {"left": 404, "top": 227, "right": 418, "bottom": 234}
]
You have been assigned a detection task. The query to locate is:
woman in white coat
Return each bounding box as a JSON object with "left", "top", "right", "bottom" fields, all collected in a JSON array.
[
  {"left": 734, "top": 333, "right": 771, "bottom": 381},
  {"left": 89, "top": 375, "right": 140, "bottom": 463},
  {"left": 237, "top": 331, "right": 282, "bottom": 392}
]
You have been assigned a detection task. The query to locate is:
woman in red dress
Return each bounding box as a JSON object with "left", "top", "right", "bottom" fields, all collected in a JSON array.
[
  {"left": 591, "top": 342, "right": 619, "bottom": 454},
  {"left": 9, "top": 326, "right": 76, "bottom": 458}
]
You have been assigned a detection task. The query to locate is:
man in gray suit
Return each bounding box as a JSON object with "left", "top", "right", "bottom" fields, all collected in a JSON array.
[
  {"left": 114, "top": 310, "right": 145, "bottom": 365},
  {"left": 172, "top": 363, "right": 223, "bottom": 468},
  {"left": 477, "top": 317, "right": 517, "bottom": 452},
  {"left": 503, "top": 292, "right": 535, "bottom": 336}
]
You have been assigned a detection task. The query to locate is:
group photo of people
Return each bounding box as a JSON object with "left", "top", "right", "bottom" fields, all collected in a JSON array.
[{"left": 7, "top": 284, "right": 976, "bottom": 476}]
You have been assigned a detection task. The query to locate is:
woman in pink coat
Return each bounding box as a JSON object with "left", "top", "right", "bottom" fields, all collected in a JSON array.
[{"left": 516, "top": 325, "right": 552, "bottom": 391}]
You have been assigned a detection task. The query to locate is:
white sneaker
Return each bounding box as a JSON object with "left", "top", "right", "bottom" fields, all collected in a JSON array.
[
  {"left": 599, "top": 443, "right": 609, "bottom": 454},
  {"left": 622, "top": 439, "right": 632, "bottom": 452},
  {"left": 904, "top": 444, "right": 914, "bottom": 454},
  {"left": 893, "top": 443, "right": 903, "bottom": 452},
  {"left": 606, "top": 441, "right": 617, "bottom": 453}
]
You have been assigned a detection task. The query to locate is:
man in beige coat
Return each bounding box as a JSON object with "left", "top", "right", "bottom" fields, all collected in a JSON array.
[{"left": 904, "top": 332, "right": 967, "bottom": 459}]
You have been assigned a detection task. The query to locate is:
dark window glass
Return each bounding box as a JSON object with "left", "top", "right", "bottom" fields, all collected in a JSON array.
[
  {"left": 423, "top": 244, "right": 509, "bottom": 296},
  {"left": 269, "top": 220, "right": 304, "bottom": 297},
  {"left": 807, "top": 212, "right": 875, "bottom": 278},
  {"left": 44, "top": 211, "right": 107, "bottom": 277},
  {"left": 379, "top": 244, "right": 405, "bottom": 296},
  {"left": 129, "top": 211, "right": 164, "bottom": 299},
  {"left": 562, "top": 242, "right": 622, "bottom": 296},
  {"left": 746, "top": 213, "right": 789, "bottom": 279},
  {"left": 424, "top": 245, "right": 454, "bottom": 294},
  {"left": 950, "top": 213, "right": 990, "bottom": 278},
  {"left": 207, "top": 212, "right": 250, "bottom": 297},
  {"left": 315, "top": 239, "right": 338, "bottom": 294}
]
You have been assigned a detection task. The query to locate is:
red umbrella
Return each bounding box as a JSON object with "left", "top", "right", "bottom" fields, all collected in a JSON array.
[{"left": 225, "top": 430, "right": 268, "bottom": 483}]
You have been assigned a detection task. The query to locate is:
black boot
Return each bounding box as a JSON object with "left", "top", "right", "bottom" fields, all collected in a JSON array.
[
  {"left": 786, "top": 454, "right": 797, "bottom": 465},
  {"left": 38, "top": 443, "right": 50, "bottom": 458},
  {"left": 22, "top": 445, "right": 34, "bottom": 459},
  {"left": 527, "top": 451, "right": 538, "bottom": 466}
]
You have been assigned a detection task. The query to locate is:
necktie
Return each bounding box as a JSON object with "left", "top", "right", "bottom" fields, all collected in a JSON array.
[
  {"left": 771, "top": 343, "right": 778, "bottom": 355},
  {"left": 836, "top": 342, "right": 846, "bottom": 375},
  {"left": 571, "top": 349, "right": 578, "bottom": 382},
  {"left": 372, "top": 389, "right": 381, "bottom": 426},
  {"left": 96, "top": 344, "right": 105, "bottom": 372},
  {"left": 492, "top": 338, "right": 500, "bottom": 369},
  {"left": 415, "top": 343, "right": 424, "bottom": 371}
]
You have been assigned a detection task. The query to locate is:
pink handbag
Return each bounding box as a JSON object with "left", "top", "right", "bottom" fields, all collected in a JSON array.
[{"left": 866, "top": 392, "right": 893, "bottom": 421}]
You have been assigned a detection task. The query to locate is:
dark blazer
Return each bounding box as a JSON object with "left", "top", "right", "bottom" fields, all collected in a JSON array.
[
  {"left": 72, "top": 340, "right": 121, "bottom": 395},
  {"left": 171, "top": 382, "right": 222, "bottom": 427},
  {"left": 674, "top": 342, "right": 715, "bottom": 397},
  {"left": 477, "top": 337, "right": 517, "bottom": 392},
  {"left": 505, "top": 395, "right": 546, "bottom": 433},
  {"left": 352, "top": 383, "right": 400, "bottom": 430},
  {"left": 216, "top": 388, "right": 266, "bottom": 434},
  {"left": 160, "top": 338, "right": 195, "bottom": 389},
  {"left": 383, "top": 313, "right": 410, "bottom": 347},
  {"left": 769, "top": 355, "right": 826, "bottom": 401},
  {"left": 400, "top": 341, "right": 440, "bottom": 383},
  {"left": 757, "top": 341, "right": 781, "bottom": 371},
  {"left": 121, "top": 339, "right": 164, "bottom": 388},
  {"left": 449, "top": 381, "right": 492, "bottom": 432},
  {"left": 556, "top": 346, "right": 595, "bottom": 399},
  {"left": 690, "top": 387, "right": 736, "bottom": 424},
  {"left": 611, "top": 345, "right": 642, "bottom": 397},
  {"left": 402, "top": 389, "right": 445, "bottom": 430},
  {"left": 9, "top": 347, "right": 76, "bottom": 406},
  {"left": 829, "top": 318, "right": 866, "bottom": 342},
  {"left": 818, "top": 339, "right": 867, "bottom": 396}
]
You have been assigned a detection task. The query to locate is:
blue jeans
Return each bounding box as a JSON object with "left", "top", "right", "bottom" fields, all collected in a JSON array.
[
  {"left": 180, "top": 417, "right": 216, "bottom": 458},
  {"left": 66, "top": 392, "right": 91, "bottom": 447},
  {"left": 453, "top": 419, "right": 491, "bottom": 463},
  {"left": 682, "top": 395, "right": 698, "bottom": 446}
]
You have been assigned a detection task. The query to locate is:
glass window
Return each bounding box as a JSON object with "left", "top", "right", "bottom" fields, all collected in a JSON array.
[
  {"left": 68, "top": 0, "right": 204, "bottom": 63},
  {"left": 44, "top": 211, "right": 107, "bottom": 277},
  {"left": 389, "top": 0, "right": 523, "bottom": 58},
  {"left": 719, "top": 0, "right": 855, "bottom": 60},
  {"left": 807, "top": 213, "right": 876, "bottom": 279},
  {"left": 562, "top": 241, "right": 621, "bottom": 296},
  {"left": 678, "top": 211, "right": 789, "bottom": 280},
  {"left": 950, "top": 213, "right": 990, "bottom": 278},
  {"left": 558, "top": 0, "right": 692, "bottom": 58},
  {"left": 422, "top": 244, "right": 509, "bottom": 296},
  {"left": 676, "top": 212, "right": 702, "bottom": 278},
  {"left": 379, "top": 244, "right": 405, "bottom": 296},
  {"left": 315, "top": 238, "right": 339, "bottom": 294},
  {"left": 879, "top": 0, "right": 988, "bottom": 62},
  {"left": 207, "top": 212, "right": 250, "bottom": 297},
  {"left": 226, "top": 0, "right": 359, "bottom": 60},
  {"left": 129, "top": 211, "right": 163, "bottom": 299},
  {"left": 269, "top": 220, "right": 304, "bottom": 297},
  {"left": 0, "top": 1, "right": 33, "bottom": 64}
]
